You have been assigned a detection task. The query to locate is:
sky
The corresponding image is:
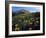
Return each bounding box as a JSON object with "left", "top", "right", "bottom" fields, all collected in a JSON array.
[{"left": 12, "top": 7, "right": 40, "bottom": 13}]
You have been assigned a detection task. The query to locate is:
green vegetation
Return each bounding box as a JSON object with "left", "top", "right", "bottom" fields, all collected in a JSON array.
[{"left": 12, "top": 10, "right": 40, "bottom": 31}]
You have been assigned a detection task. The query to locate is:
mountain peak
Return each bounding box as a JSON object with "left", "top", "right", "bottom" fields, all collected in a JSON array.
[{"left": 16, "top": 9, "right": 31, "bottom": 14}]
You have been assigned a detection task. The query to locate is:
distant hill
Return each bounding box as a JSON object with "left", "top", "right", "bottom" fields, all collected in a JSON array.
[
  {"left": 32, "top": 12, "right": 40, "bottom": 17},
  {"left": 16, "top": 9, "right": 31, "bottom": 14},
  {"left": 12, "top": 9, "right": 40, "bottom": 17},
  {"left": 12, "top": 9, "right": 31, "bottom": 16}
]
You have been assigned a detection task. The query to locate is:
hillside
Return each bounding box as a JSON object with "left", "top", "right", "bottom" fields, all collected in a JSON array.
[{"left": 12, "top": 9, "right": 40, "bottom": 31}]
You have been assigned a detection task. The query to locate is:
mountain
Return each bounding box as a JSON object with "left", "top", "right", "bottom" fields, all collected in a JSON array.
[
  {"left": 12, "top": 9, "right": 31, "bottom": 16},
  {"left": 16, "top": 9, "right": 31, "bottom": 14},
  {"left": 12, "top": 9, "right": 40, "bottom": 17},
  {"left": 13, "top": 9, "right": 31, "bottom": 14}
]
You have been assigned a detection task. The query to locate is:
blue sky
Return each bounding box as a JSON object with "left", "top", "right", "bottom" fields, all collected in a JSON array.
[{"left": 12, "top": 7, "right": 40, "bottom": 13}]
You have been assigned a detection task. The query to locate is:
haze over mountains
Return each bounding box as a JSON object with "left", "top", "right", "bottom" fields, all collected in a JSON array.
[
  {"left": 13, "top": 9, "right": 31, "bottom": 13},
  {"left": 12, "top": 9, "right": 40, "bottom": 17},
  {"left": 12, "top": 7, "right": 40, "bottom": 13}
]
